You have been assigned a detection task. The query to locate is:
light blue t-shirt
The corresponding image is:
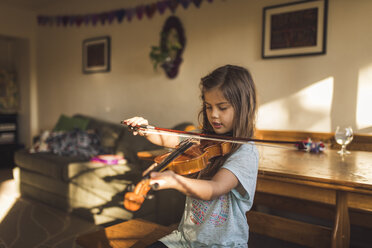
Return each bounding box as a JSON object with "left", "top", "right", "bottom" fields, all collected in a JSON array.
[{"left": 160, "top": 143, "right": 259, "bottom": 247}]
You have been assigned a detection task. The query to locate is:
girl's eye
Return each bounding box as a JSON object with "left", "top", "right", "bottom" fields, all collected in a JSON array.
[
  {"left": 219, "top": 107, "right": 227, "bottom": 111},
  {"left": 205, "top": 105, "right": 212, "bottom": 110}
]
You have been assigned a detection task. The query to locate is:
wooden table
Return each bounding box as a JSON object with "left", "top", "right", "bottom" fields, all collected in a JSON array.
[
  {"left": 135, "top": 145, "right": 372, "bottom": 247},
  {"left": 248, "top": 145, "right": 372, "bottom": 248}
]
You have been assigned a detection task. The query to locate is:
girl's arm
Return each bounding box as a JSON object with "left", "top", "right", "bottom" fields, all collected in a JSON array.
[
  {"left": 150, "top": 168, "right": 239, "bottom": 201},
  {"left": 123, "top": 116, "right": 180, "bottom": 148}
]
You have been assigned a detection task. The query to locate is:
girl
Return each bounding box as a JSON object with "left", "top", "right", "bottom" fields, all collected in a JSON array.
[{"left": 124, "top": 64, "right": 259, "bottom": 247}]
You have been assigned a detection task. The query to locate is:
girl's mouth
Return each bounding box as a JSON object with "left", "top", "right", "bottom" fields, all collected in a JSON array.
[{"left": 212, "top": 122, "right": 223, "bottom": 129}]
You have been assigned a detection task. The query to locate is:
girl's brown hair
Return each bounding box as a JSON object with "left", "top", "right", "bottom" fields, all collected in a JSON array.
[{"left": 197, "top": 64, "right": 257, "bottom": 179}]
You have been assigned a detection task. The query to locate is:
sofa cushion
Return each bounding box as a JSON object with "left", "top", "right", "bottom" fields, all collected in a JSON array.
[
  {"left": 53, "top": 114, "right": 90, "bottom": 131},
  {"left": 74, "top": 114, "right": 123, "bottom": 154}
]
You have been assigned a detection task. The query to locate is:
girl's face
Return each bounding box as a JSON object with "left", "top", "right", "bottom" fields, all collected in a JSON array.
[{"left": 204, "top": 87, "right": 234, "bottom": 134}]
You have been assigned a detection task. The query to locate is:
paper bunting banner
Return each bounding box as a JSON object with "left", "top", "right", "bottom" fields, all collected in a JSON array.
[{"left": 37, "top": 0, "right": 219, "bottom": 27}]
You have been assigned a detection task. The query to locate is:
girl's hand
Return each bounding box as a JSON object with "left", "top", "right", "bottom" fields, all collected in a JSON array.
[
  {"left": 123, "top": 116, "right": 179, "bottom": 148},
  {"left": 123, "top": 116, "right": 149, "bottom": 136},
  {"left": 150, "top": 171, "right": 179, "bottom": 190}
]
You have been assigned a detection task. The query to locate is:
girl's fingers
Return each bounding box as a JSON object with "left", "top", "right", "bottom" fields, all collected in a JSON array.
[
  {"left": 150, "top": 179, "right": 166, "bottom": 190},
  {"left": 122, "top": 117, "right": 149, "bottom": 136},
  {"left": 149, "top": 171, "right": 176, "bottom": 190}
]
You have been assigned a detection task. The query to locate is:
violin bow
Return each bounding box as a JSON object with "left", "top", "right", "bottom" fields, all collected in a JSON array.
[{"left": 120, "top": 122, "right": 313, "bottom": 151}]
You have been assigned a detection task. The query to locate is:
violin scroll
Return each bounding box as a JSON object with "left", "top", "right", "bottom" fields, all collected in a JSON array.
[{"left": 124, "top": 179, "right": 152, "bottom": 212}]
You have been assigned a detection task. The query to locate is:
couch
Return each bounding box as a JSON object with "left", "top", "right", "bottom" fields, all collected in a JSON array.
[{"left": 13, "top": 114, "right": 188, "bottom": 226}]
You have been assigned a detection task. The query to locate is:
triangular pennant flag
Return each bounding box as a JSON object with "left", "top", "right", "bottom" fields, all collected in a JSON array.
[
  {"left": 56, "top": 16, "right": 63, "bottom": 26},
  {"left": 83, "top": 15, "right": 91, "bottom": 25},
  {"left": 115, "top": 9, "right": 126, "bottom": 23},
  {"left": 167, "top": 0, "right": 179, "bottom": 13},
  {"left": 145, "top": 3, "right": 157, "bottom": 19},
  {"left": 49, "top": 17, "right": 56, "bottom": 26},
  {"left": 136, "top": 5, "right": 145, "bottom": 20},
  {"left": 37, "top": 16, "right": 45, "bottom": 25},
  {"left": 157, "top": 1, "right": 167, "bottom": 15},
  {"left": 62, "top": 16, "right": 69, "bottom": 27},
  {"left": 180, "top": 0, "right": 191, "bottom": 9},
  {"left": 193, "top": 0, "right": 203, "bottom": 8},
  {"left": 99, "top": 12, "right": 109, "bottom": 25},
  {"left": 108, "top": 11, "right": 116, "bottom": 24},
  {"left": 69, "top": 16, "right": 77, "bottom": 26},
  {"left": 76, "top": 15, "right": 84, "bottom": 27},
  {"left": 51, "top": 17, "right": 58, "bottom": 26},
  {"left": 91, "top": 14, "right": 99, "bottom": 26},
  {"left": 126, "top": 8, "right": 134, "bottom": 22}
]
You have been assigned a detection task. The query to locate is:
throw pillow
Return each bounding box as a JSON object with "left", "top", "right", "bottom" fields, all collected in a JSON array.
[
  {"left": 53, "top": 114, "right": 90, "bottom": 131},
  {"left": 47, "top": 129, "right": 105, "bottom": 159}
]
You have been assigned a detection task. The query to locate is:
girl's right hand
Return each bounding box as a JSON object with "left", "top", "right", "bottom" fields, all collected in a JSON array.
[
  {"left": 122, "top": 116, "right": 149, "bottom": 136},
  {"left": 123, "top": 116, "right": 179, "bottom": 148}
]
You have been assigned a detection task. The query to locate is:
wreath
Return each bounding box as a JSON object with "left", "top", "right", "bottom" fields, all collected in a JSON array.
[{"left": 150, "top": 16, "right": 186, "bottom": 79}]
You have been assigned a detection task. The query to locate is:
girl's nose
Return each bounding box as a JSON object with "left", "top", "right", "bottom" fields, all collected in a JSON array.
[{"left": 211, "top": 107, "right": 219, "bottom": 118}]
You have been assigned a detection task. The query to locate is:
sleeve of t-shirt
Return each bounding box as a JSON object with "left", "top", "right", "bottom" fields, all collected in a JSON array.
[{"left": 222, "top": 143, "right": 259, "bottom": 202}]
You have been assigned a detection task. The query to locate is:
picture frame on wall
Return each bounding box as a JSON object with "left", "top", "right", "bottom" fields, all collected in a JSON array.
[
  {"left": 83, "top": 36, "right": 110, "bottom": 73},
  {"left": 262, "top": 0, "right": 328, "bottom": 59}
]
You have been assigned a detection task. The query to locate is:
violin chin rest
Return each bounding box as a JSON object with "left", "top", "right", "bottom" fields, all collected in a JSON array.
[{"left": 124, "top": 192, "right": 144, "bottom": 211}]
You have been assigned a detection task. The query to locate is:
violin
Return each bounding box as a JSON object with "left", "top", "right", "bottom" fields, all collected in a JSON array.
[
  {"left": 121, "top": 123, "right": 325, "bottom": 211},
  {"left": 123, "top": 139, "right": 231, "bottom": 211}
]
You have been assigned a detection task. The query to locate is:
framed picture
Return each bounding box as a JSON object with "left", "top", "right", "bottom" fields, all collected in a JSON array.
[
  {"left": 83, "top": 36, "right": 110, "bottom": 73},
  {"left": 262, "top": 0, "right": 328, "bottom": 59}
]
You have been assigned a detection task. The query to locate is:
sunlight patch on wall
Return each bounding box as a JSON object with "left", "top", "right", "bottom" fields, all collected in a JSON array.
[
  {"left": 257, "top": 98, "right": 289, "bottom": 129},
  {"left": 257, "top": 77, "right": 334, "bottom": 131},
  {"left": 356, "top": 64, "right": 372, "bottom": 130}
]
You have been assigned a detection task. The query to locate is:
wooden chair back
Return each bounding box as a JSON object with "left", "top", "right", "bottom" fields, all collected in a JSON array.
[{"left": 254, "top": 129, "right": 372, "bottom": 152}]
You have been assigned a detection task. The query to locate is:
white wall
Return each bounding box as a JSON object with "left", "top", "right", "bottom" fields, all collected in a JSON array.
[
  {"left": 0, "top": 3, "right": 37, "bottom": 146},
  {"left": 31, "top": 0, "right": 372, "bottom": 139}
]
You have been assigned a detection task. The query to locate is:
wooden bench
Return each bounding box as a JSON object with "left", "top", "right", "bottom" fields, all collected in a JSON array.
[{"left": 76, "top": 219, "right": 176, "bottom": 248}]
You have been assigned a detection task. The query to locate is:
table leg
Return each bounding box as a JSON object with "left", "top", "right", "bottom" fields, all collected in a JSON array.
[{"left": 331, "top": 191, "right": 350, "bottom": 248}]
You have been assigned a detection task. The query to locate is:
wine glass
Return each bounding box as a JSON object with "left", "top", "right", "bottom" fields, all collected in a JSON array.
[{"left": 334, "top": 126, "right": 354, "bottom": 155}]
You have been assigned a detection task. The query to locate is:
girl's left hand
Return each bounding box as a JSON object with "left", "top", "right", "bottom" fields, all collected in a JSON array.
[{"left": 150, "top": 171, "right": 179, "bottom": 190}]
